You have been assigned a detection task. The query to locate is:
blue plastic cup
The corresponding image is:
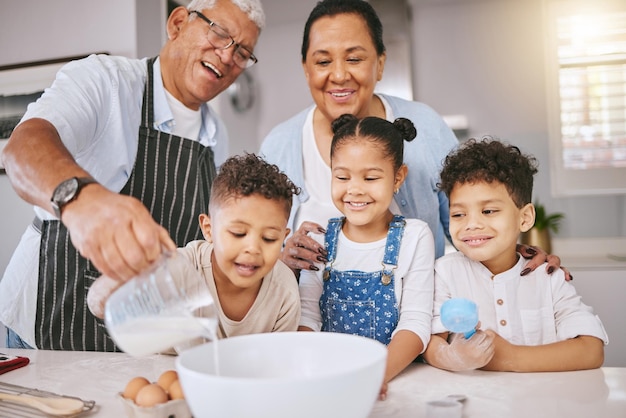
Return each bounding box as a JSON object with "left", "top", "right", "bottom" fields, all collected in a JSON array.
[{"left": 440, "top": 298, "right": 478, "bottom": 339}]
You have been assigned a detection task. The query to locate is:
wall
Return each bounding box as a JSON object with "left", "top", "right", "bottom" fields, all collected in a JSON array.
[
  {"left": 3, "top": 1, "right": 138, "bottom": 65},
  {"left": 252, "top": 1, "right": 318, "bottom": 143}
]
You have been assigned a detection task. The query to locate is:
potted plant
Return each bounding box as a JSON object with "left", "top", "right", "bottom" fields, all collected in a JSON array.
[{"left": 520, "top": 200, "right": 564, "bottom": 253}]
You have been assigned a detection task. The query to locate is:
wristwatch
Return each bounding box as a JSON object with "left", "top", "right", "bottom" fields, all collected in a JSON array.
[{"left": 51, "top": 176, "right": 98, "bottom": 219}]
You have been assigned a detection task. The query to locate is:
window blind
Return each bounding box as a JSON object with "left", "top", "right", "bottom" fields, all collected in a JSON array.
[{"left": 557, "top": 11, "right": 626, "bottom": 170}]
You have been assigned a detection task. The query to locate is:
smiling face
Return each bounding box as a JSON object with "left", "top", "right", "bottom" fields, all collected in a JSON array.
[
  {"left": 302, "top": 13, "right": 386, "bottom": 125},
  {"left": 449, "top": 181, "right": 535, "bottom": 275},
  {"left": 201, "top": 194, "right": 289, "bottom": 291},
  {"left": 161, "top": 1, "right": 260, "bottom": 110},
  {"left": 331, "top": 138, "right": 406, "bottom": 241}
]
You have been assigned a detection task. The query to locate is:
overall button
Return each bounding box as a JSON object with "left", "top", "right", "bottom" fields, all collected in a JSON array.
[
  {"left": 497, "top": 299, "right": 504, "bottom": 305},
  {"left": 500, "top": 319, "right": 507, "bottom": 326}
]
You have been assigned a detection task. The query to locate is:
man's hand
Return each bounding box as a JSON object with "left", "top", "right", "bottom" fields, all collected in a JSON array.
[
  {"left": 280, "top": 221, "right": 328, "bottom": 272},
  {"left": 62, "top": 184, "right": 176, "bottom": 281}
]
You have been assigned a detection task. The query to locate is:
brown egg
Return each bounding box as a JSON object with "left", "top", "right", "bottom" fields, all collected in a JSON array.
[
  {"left": 168, "top": 379, "right": 185, "bottom": 400},
  {"left": 156, "top": 369, "right": 178, "bottom": 392},
  {"left": 135, "top": 383, "right": 169, "bottom": 407},
  {"left": 122, "top": 376, "right": 150, "bottom": 401}
]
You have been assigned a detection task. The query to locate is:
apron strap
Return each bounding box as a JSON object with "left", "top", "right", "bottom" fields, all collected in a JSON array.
[
  {"left": 141, "top": 57, "right": 158, "bottom": 127},
  {"left": 32, "top": 217, "right": 43, "bottom": 234}
]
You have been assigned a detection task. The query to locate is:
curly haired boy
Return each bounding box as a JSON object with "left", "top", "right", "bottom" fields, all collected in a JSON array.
[{"left": 423, "top": 138, "right": 608, "bottom": 372}]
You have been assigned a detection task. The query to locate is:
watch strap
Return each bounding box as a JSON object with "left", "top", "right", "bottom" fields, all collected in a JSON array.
[{"left": 75, "top": 176, "right": 98, "bottom": 188}]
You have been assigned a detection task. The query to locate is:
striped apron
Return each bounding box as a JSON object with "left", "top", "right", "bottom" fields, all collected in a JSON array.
[{"left": 35, "top": 57, "right": 216, "bottom": 351}]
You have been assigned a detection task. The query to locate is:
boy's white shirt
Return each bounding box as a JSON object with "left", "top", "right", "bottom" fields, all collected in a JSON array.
[{"left": 431, "top": 251, "right": 609, "bottom": 345}]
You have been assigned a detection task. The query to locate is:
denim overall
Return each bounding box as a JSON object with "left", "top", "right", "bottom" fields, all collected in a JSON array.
[{"left": 320, "top": 215, "right": 406, "bottom": 345}]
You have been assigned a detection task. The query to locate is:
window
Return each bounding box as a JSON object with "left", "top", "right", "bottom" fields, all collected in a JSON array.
[{"left": 545, "top": 0, "right": 626, "bottom": 195}]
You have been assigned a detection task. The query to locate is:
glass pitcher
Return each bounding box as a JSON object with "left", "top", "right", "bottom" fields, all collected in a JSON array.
[{"left": 104, "top": 251, "right": 218, "bottom": 356}]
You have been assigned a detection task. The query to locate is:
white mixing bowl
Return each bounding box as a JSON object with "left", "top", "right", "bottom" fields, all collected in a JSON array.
[{"left": 176, "top": 331, "right": 387, "bottom": 418}]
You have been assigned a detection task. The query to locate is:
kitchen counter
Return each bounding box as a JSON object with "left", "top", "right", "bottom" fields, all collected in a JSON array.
[
  {"left": 445, "top": 237, "right": 626, "bottom": 271},
  {"left": 551, "top": 237, "right": 626, "bottom": 271},
  {"left": 1, "top": 348, "right": 625, "bottom": 418}
]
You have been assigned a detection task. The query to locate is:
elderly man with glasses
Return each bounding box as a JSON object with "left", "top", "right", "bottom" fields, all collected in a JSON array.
[{"left": 0, "top": 0, "right": 264, "bottom": 351}]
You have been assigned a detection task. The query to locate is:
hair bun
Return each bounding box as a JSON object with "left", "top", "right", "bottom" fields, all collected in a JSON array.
[
  {"left": 393, "top": 117, "right": 417, "bottom": 142},
  {"left": 331, "top": 114, "right": 358, "bottom": 134}
]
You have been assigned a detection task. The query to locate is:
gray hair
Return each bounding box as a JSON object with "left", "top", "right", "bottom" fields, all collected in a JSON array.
[{"left": 186, "top": 0, "right": 265, "bottom": 31}]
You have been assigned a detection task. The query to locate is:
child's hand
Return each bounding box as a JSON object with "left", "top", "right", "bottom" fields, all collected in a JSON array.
[
  {"left": 434, "top": 330, "right": 496, "bottom": 372},
  {"left": 87, "top": 274, "right": 123, "bottom": 319},
  {"left": 379, "top": 381, "right": 388, "bottom": 400},
  {"left": 448, "top": 330, "right": 496, "bottom": 371}
]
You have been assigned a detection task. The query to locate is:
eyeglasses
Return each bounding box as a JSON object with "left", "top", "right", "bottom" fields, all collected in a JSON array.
[{"left": 190, "top": 10, "right": 258, "bottom": 69}]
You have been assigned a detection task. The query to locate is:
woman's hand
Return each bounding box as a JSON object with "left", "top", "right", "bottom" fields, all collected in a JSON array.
[
  {"left": 280, "top": 221, "right": 328, "bottom": 273},
  {"left": 516, "top": 244, "right": 573, "bottom": 281}
]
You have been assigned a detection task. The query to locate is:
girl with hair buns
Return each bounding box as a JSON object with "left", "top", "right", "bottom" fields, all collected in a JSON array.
[{"left": 298, "top": 114, "right": 435, "bottom": 399}]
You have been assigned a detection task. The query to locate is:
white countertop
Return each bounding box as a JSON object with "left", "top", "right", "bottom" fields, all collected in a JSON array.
[{"left": 1, "top": 349, "right": 625, "bottom": 418}]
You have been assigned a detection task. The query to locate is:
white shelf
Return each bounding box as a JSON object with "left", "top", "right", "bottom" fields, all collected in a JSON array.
[{"left": 552, "top": 237, "right": 626, "bottom": 271}]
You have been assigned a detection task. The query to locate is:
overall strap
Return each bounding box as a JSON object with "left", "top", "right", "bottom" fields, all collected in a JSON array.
[
  {"left": 322, "top": 217, "right": 344, "bottom": 281},
  {"left": 382, "top": 215, "right": 406, "bottom": 266},
  {"left": 324, "top": 217, "right": 344, "bottom": 264},
  {"left": 380, "top": 215, "right": 406, "bottom": 285}
]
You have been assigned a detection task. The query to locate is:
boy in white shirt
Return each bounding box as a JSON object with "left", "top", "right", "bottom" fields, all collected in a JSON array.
[{"left": 424, "top": 138, "right": 608, "bottom": 372}]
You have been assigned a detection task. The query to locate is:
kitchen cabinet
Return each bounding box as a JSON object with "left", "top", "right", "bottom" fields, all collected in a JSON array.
[
  {"left": 567, "top": 269, "right": 625, "bottom": 367},
  {"left": 554, "top": 237, "right": 626, "bottom": 367}
]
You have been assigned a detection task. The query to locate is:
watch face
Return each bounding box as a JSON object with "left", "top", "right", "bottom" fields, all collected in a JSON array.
[
  {"left": 53, "top": 177, "right": 79, "bottom": 205},
  {"left": 51, "top": 176, "right": 96, "bottom": 218}
]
